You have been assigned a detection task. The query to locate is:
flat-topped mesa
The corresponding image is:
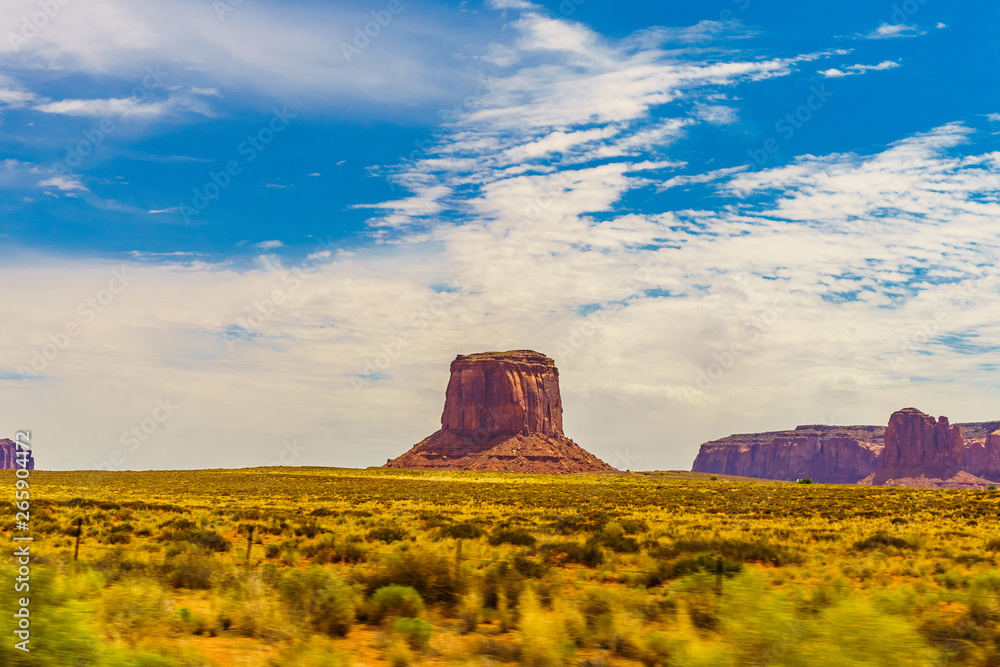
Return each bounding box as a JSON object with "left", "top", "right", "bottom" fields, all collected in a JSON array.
[
  {"left": 691, "top": 426, "right": 883, "bottom": 484},
  {"left": 386, "top": 350, "right": 614, "bottom": 474},
  {"left": 442, "top": 350, "right": 563, "bottom": 439}
]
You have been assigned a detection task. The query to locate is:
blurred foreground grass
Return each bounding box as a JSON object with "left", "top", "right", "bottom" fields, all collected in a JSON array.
[{"left": 3, "top": 467, "right": 1000, "bottom": 665}]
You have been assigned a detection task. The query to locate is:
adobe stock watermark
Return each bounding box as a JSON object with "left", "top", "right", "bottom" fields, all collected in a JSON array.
[
  {"left": 384, "top": 75, "right": 496, "bottom": 194},
  {"left": 341, "top": 0, "right": 407, "bottom": 63},
  {"left": 887, "top": 0, "right": 930, "bottom": 28},
  {"left": 52, "top": 65, "right": 168, "bottom": 177},
  {"left": 747, "top": 84, "right": 833, "bottom": 168},
  {"left": 612, "top": 447, "right": 638, "bottom": 471},
  {"left": 351, "top": 287, "right": 459, "bottom": 393},
  {"left": 93, "top": 398, "right": 179, "bottom": 471},
  {"left": 17, "top": 267, "right": 135, "bottom": 383},
  {"left": 269, "top": 438, "right": 306, "bottom": 466},
  {"left": 7, "top": 0, "right": 72, "bottom": 52},
  {"left": 887, "top": 257, "right": 999, "bottom": 372},
  {"left": 178, "top": 107, "right": 295, "bottom": 223},
  {"left": 683, "top": 291, "right": 791, "bottom": 398},
  {"left": 12, "top": 430, "right": 33, "bottom": 654},
  {"left": 223, "top": 237, "right": 338, "bottom": 353},
  {"left": 213, "top": 0, "right": 244, "bottom": 21},
  {"left": 671, "top": 0, "right": 752, "bottom": 67},
  {"left": 555, "top": 252, "right": 671, "bottom": 360}
]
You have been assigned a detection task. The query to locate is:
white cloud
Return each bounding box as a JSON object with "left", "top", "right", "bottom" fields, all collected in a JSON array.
[
  {"left": 861, "top": 23, "right": 926, "bottom": 39},
  {"left": 37, "top": 175, "right": 88, "bottom": 192},
  {"left": 0, "top": 75, "right": 39, "bottom": 108},
  {"left": 0, "top": 0, "right": 499, "bottom": 113},
  {"left": 820, "top": 60, "right": 900, "bottom": 78},
  {"left": 254, "top": 240, "right": 284, "bottom": 250},
  {"left": 693, "top": 103, "right": 738, "bottom": 124},
  {"left": 658, "top": 165, "right": 748, "bottom": 191},
  {"left": 34, "top": 97, "right": 169, "bottom": 118},
  {"left": 0, "top": 159, "right": 87, "bottom": 195},
  {"left": 33, "top": 88, "right": 219, "bottom": 119},
  {"left": 987, "top": 114, "right": 1000, "bottom": 123}
]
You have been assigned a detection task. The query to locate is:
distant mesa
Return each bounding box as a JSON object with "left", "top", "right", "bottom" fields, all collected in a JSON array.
[
  {"left": 385, "top": 350, "right": 614, "bottom": 474},
  {"left": 691, "top": 423, "right": 883, "bottom": 484},
  {"left": 0, "top": 439, "right": 34, "bottom": 470},
  {"left": 692, "top": 407, "right": 1000, "bottom": 489}
]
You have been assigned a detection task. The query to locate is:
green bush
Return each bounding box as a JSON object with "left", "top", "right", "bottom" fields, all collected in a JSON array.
[
  {"left": 395, "top": 617, "right": 433, "bottom": 651},
  {"left": 588, "top": 532, "right": 640, "bottom": 553},
  {"left": 654, "top": 538, "right": 797, "bottom": 566},
  {"left": 440, "top": 522, "right": 485, "bottom": 539},
  {"left": 101, "top": 578, "right": 172, "bottom": 644},
  {"left": 488, "top": 528, "right": 537, "bottom": 546},
  {"left": 302, "top": 535, "right": 366, "bottom": 563},
  {"left": 366, "top": 526, "right": 409, "bottom": 543},
  {"left": 853, "top": 532, "right": 916, "bottom": 551},
  {"left": 157, "top": 527, "right": 230, "bottom": 552},
  {"left": 366, "top": 552, "right": 458, "bottom": 605},
  {"left": 278, "top": 567, "right": 358, "bottom": 636},
  {"left": 668, "top": 554, "right": 742, "bottom": 579},
  {"left": 161, "top": 544, "right": 221, "bottom": 589},
  {"left": 540, "top": 541, "right": 605, "bottom": 567},
  {"left": 368, "top": 585, "right": 426, "bottom": 623}
]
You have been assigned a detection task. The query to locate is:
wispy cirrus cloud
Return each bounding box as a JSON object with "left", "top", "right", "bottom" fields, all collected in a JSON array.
[
  {"left": 32, "top": 88, "right": 220, "bottom": 119},
  {"left": 359, "top": 5, "right": 836, "bottom": 230}
]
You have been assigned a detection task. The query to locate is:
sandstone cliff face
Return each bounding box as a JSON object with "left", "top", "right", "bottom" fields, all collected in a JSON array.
[
  {"left": 0, "top": 439, "right": 34, "bottom": 470},
  {"left": 692, "top": 426, "right": 882, "bottom": 483},
  {"left": 881, "top": 407, "right": 964, "bottom": 474},
  {"left": 386, "top": 350, "right": 613, "bottom": 474},
  {"left": 861, "top": 408, "right": 995, "bottom": 488},
  {"left": 963, "top": 429, "right": 1000, "bottom": 480},
  {"left": 441, "top": 350, "right": 563, "bottom": 438}
]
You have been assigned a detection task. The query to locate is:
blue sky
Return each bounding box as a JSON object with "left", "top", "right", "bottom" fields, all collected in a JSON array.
[{"left": 1, "top": 0, "right": 999, "bottom": 471}]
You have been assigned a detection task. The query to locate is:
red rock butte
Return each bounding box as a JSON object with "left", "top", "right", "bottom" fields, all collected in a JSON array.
[{"left": 385, "top": 350, "right": 614, "bottom": 474}]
